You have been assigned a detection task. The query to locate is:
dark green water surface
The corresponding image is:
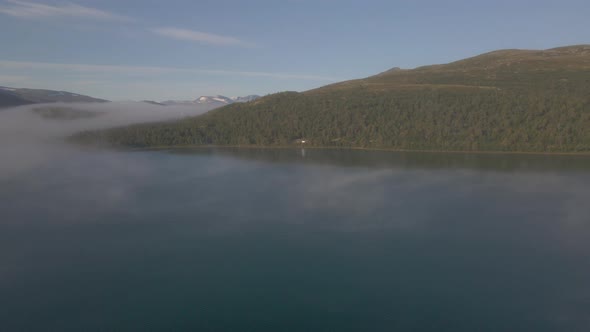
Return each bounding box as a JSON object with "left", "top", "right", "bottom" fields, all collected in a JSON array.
[{"left": 1, "top": 148, "right": 590, "bottom": 331}]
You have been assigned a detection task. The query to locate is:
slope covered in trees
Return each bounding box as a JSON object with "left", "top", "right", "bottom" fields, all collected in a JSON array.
[{"left": 72, "top": 45, "right": 590, "bottom": 153}]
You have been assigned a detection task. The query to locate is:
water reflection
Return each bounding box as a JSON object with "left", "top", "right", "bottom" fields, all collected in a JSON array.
[
  {"left": 1, "top": 147, "right": 590, "bottom": 331},
  {"left": 170, "top": 147, "right": 590, "bottom": 172}
]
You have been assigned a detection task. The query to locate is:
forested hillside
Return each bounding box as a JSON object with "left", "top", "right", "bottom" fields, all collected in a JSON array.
[{"left": 72, "top": 45, "right": 590, "bottom": 152}]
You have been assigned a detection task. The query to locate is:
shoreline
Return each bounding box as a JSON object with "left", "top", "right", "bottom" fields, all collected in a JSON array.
[{"left": 118, "top": 144, "right": 590, "bottom": 157}]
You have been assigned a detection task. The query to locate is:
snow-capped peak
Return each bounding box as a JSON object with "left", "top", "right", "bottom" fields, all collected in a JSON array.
[
  {"left": 195, "top": 95, "right": 233, "bottom": 104},
  {"left": 231, "top": 95, "right": 261, "bottom": 103},
  {"left": 162, "top": 95, "right": 260, "bottom": 106}
]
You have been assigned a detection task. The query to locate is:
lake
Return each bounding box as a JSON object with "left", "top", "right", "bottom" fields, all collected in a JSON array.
[{"left": 1, "top": 147, "right": 590, "bottom": 331}]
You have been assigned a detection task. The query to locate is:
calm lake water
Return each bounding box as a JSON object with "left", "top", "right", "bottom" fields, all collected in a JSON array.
[{"left": 1, "top": 148, "right": 590, "bottom": 331}]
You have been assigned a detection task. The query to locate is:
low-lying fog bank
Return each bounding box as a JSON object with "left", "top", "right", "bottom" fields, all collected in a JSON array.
[{"left": 0, "top": 101, "right": 212, "bottom": 178}]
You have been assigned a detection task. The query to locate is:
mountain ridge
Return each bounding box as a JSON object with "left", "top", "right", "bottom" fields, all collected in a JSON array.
[
  {"left": 0, "top": 86, "right": 108, "bottom": 108},
  {"left": 162, "top": 94, "right": 261, "bottom": 107},
  {"left": 72, "top": 45, "right": 590, "bottom": 153}
]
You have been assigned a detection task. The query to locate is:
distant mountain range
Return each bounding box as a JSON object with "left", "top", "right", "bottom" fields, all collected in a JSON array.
[
  {"left": 72, "top": 45, "right": 590, "bottom": 153},
  {"left": 0, "top": 86, "right": 108, "bottom": 108},
  {"left": 161, "top": 95, "right": 260, "bottom": 107},
  {"left": 0, "top": 86, "right": 261, "bottom": 110},
  {"left": 141, "top": 100, "right": 167, "bottom": 106}
]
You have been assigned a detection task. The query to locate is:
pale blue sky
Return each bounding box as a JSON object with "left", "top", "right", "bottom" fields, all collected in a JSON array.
[{"left": 0, "top": 0, "right": 588, "bottom": 101}]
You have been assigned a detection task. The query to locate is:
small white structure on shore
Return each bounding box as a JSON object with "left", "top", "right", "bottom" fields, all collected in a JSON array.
[{"left": 294, "top": 138, "right": 307, "bottom": 144}]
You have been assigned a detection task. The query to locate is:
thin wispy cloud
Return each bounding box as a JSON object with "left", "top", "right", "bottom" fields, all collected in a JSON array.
[
  {"left": 0, "top": 60, "right": 339, "bottom": 81},
  {"left": 152, "top": 27, "right": 254, "bottom": 47},
  {"left": 0, "top": 0, "right": 132, "bottom": 21},
  {"left": 0, "top": 74, "right": 28, "bottom": 82}
]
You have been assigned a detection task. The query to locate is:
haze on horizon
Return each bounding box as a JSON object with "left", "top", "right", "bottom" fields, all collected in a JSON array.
[{"left": 1, "top": 0, "right": 589, "bottom": 101}]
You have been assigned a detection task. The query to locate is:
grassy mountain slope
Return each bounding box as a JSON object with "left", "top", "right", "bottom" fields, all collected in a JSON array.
[{"left": 73, "top": 45, "right": 590, "bottom": 153}]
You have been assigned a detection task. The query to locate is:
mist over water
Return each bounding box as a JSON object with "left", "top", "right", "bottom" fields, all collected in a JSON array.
[
  {"left": 1, "top": 104, "right": 590, "bottom": 331},
  {"left": 0, "top": 102, "right": 211, "bottom": 177}
]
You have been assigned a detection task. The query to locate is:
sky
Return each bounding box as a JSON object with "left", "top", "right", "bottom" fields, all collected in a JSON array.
[{"left": 0, "top": 0, "right": 588, "bottom": 101}]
